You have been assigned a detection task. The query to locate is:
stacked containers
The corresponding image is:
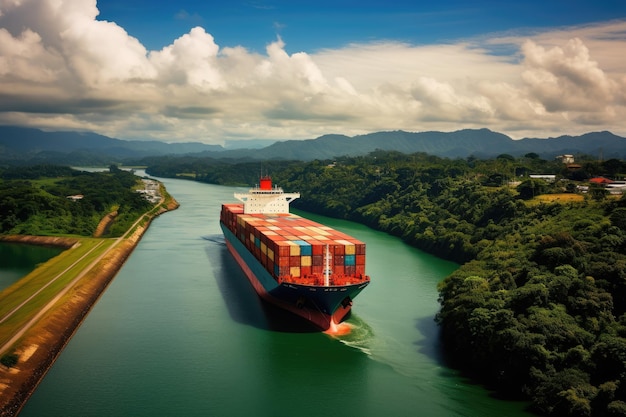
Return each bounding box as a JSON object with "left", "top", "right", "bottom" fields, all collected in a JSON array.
[{"left": 220, "top": 204, "right": 366, "bottom": 285}]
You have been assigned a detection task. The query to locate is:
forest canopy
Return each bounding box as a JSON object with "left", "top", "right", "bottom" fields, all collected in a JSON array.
[{"left": 0, "top": 165, "right": 154, "bottom": 237}]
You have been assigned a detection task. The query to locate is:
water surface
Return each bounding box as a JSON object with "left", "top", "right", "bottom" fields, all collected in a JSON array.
[{"left": 0, "top": 243, "right": 63, "bottom": 292}]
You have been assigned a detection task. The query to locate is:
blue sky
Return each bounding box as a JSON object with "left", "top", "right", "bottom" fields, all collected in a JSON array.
[
  {"left": 0, "top": 0, "right": 625, "bottom": 143},
  {"left": 97, "top": 0, "right": 626, "bottom": 52}
]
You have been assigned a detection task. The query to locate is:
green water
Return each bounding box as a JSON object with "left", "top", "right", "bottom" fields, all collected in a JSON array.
[
  {"left": 0, "top": 242, "right": 63, "bottom": 292},
  {"left": 20, "top": 175, "right": 535, "bottom": 417}
]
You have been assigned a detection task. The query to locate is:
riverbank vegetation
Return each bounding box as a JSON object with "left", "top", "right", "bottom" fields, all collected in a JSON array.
[
  {"left": 144, "top": 151, "right": 626, "bottom": 417},
  {"left": 0, "top": 165, "right": 153, "bottom": 237}
]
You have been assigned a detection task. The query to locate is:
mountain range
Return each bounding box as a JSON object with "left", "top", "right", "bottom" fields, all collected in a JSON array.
[{"left": 1, "top": 125, "right": 625, "bottom": 164}]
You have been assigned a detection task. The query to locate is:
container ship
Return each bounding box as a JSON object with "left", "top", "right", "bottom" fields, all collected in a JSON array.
[{"left": 219, "top": 176, "right": 370, "bottom": 331}]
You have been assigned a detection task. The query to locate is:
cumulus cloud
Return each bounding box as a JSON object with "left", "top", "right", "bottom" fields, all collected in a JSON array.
[
  {"left": 521, "top": 38, "right": 615, "bottom": 112},
  {"left": 0, "top": 0, "right": 625, "bottom": 142}
]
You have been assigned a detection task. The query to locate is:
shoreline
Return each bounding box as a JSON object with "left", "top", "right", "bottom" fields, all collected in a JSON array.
[{"left": 0, "top": 197, "right": 179, "bottom": 416}]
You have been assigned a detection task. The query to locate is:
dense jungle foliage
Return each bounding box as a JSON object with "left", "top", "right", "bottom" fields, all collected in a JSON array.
[
  {"left": 146, "top": 151, "right": 626, "bottom": 417},
  {"left": 0, "top": 165, "right": 153, "bottom": 237}
]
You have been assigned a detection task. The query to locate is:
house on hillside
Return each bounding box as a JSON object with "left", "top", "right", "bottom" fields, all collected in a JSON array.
[
  {"left": 556, "top": 154, "right": 575, "bottom": 164},
  {"left": 589, "top": 177, "right": 626, "bottom": 195},
  {"left": 589, "top": 177, "right": 613, "bottom": 185},
  {"left": 530, "top": 174, "right": 556, "bottom": 183}
]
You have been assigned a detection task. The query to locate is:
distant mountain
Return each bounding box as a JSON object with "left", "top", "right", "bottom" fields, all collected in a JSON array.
[
  {"left": 1, "top": 125, "right": 625, "bottom": 164},
  {"left": 223, "top": 138, "right": 280, "bottom": 149},
  {"left": 0, "top": 126, "right": 224, "bottom": 163},
  {"left": 511, "top": 131, "right": 624, "bottom": 159},
  {"left": 194, "top": 129, "right": 626, "bottom": 161}
]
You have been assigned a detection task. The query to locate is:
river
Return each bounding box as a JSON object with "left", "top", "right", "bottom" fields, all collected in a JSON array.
[{"left": 18, "top": 174, "right": 534, "bottom": 416}]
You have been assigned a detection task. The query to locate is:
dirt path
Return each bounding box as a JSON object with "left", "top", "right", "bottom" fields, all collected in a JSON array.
[
  {"left": 93, "top": 210, "right": 118, "bottom": 237},
  {"left": 0, "top": 196, "right": 179, "bottom": 417}
]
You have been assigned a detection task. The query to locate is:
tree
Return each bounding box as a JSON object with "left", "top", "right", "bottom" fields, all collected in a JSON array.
[
  {"left": 517, "top": 178, "right": 547, "bottom": 199},
  {"left": 0, "top": 353, "right": 18, "bottom": 368}
]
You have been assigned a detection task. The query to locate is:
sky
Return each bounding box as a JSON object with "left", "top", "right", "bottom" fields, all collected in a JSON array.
[{"left": 0, "top": 0, "right": 625, "bottom": 145}]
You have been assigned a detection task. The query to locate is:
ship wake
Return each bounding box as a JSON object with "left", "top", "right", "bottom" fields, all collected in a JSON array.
[{"left": 328, "top": 315, "right": 374, "bottom": 356}]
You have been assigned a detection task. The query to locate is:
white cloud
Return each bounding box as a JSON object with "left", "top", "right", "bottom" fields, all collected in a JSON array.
[
  {"left": 521, "top": 38, "right": 615, "bottom": 112},
  {"left": 150, "top": 27, "right": 221, "bottom": 89},
  {"left": 0, "top": 0, "right": 625, "bottom": 143}
]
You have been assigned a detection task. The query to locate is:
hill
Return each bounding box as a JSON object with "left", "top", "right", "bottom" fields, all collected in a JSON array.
[
  {"left": 1, "top": 125, "right": 625, "bottom": 164},
  {"left": 247, "top": 129, "right": 625, "bottom": 160},
  {"left": 0, "top": 126, "right": 224, "bottom": 164}
]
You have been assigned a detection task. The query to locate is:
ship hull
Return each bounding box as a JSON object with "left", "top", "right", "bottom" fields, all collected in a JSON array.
[{"left": 221, "top": 223, "right": 368, "bottom": 330}]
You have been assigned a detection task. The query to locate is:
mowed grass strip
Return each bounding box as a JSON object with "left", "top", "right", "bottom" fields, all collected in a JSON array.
[{"left": 0, "top": 238, "right": 115, "bottom": 346}]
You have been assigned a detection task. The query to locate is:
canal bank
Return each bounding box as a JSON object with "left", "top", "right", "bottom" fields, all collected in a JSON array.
[{"left": 0, "top": 193, "right": 179, "bottom": 416}]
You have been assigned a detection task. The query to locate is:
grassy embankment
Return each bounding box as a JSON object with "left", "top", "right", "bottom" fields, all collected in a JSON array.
[{"left": 0, "top": 238, "right": 113, "bottom": 348}]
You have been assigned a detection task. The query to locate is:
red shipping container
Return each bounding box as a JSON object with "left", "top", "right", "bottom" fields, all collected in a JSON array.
[
  {"left": 334, "top": 255, "right": 345, "bottom": 265},
  {"left": 277, "top": 256, "right": 290, "bottom": 267},
  {"left": 356, "top": 265, "right": 366, "bottom": 276},
  {"left": 345, "top": 265, "right": 356, "bottom": 276},
  {"left": 334, "top": 265, "right": 345, "bottom": 275},
  {"left": 334, "top": 245, "right": 345, "bottom": 256},
  {"left": 289, "top": 256, "right": 301, "bottom": 267},
  {"left": 312, "top": 255, "right": 323, "bottom": 266},
  {"left": 301, "top": 266, "right": 312, "bottom": 276},
  {"left": 275, "top": 242, "right": 291, "bottom": 257},
  {"left": 312, "top": 244, "right": 324, "bottom": 255},
  {"left": 356, "top": 255, "right": 366, "bottom": 265}
]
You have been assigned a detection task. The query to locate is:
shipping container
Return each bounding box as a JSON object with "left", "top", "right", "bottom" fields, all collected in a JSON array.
[{"left": 220, "top": 204, "right": 367, "bottom": 285}]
